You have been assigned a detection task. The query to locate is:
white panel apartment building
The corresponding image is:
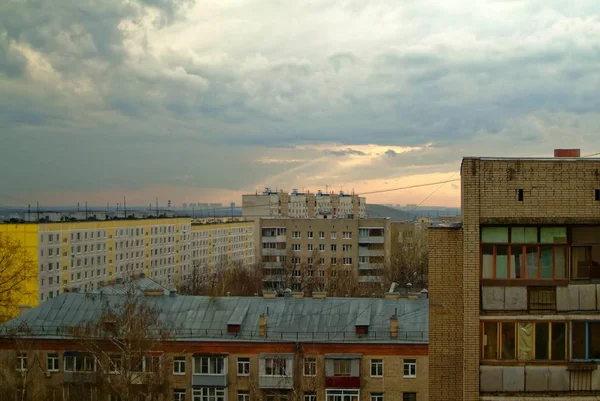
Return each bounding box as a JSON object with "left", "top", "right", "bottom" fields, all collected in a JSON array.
[
  {"left": 243, "top": 188, "right": 366, "bottom": 219},
  {"left": 3, "top": 218, "right": 256, "bottom": 304}
]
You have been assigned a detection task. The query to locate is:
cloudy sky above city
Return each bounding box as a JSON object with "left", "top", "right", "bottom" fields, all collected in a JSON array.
[{"left": 1, "top": 0, "right": 599, "bottom": 207}]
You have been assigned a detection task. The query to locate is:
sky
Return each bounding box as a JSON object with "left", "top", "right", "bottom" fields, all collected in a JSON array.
[{"left": 1, "top": 0, "right": 600, "bottom": 208}]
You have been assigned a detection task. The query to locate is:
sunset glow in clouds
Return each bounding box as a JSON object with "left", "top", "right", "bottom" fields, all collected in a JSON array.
[{"left": 1, "top": 0, "right": 600, "bottom": 206}]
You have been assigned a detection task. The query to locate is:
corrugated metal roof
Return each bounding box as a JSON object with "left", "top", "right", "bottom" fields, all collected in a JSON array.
[
  {"left": 1, "top": 294, "right": 428, "bottom": 344},
  {"left": 92, "top": 277, "right": 170, "bottom": 295}
]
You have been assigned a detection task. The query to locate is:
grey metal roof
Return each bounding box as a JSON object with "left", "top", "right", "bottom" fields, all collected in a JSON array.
[
  {"left": 1, "top": 294, "right": 428, "bottom": 344},
  {"left": 91, "top": 277, "right": 170, "bottom": 295}
]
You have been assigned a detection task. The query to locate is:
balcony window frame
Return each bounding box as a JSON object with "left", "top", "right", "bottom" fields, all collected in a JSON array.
[
  {"left": 193, "top": 356, "right": 226, "bottom": 376},
  {"left": 480, "top": 226, "right": 567, "bottom": 281}
]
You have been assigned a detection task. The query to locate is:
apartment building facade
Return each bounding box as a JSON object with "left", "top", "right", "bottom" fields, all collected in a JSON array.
[
  {"left": 243, "top": 189, "right": 366, "bottom": 219},
  {"left": 429, "top": 149, "right": 600, "bottom": 401},
  {"left": 0, "top": 218, "right": 256, "bottom": 320},
  {"left": 259, "top": 219, "right": 400, "bottom": 292},
  {"left": 0, "top": 292, "right": 429, "bottom": 401}
]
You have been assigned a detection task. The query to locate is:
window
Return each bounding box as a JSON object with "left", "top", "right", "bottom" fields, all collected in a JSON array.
[
  {"left": 319, "top": 231, "right": 325, "bottom": 239},
  {"left": 307, "top": 231, "right": 313, "bottom": 239},
  {"left": 303, "top": 357, "right": 316, "bottom": 376},
  {"left": 370, "top": 359, "right": 383, "bottom": 377},
  {"left": 308, "top": 244, "right": 313, "bottom": 251},
  {"left": 292, "top": 244, "right": 301, "bottom": 251},
  {"left": 402, "top": 393, "right": 417, "bottom": 401},
  {"left": 304, "top": 394, "right": 316, "bottom": 401},
  {"left": 192, "top": 388, "right": 225, "bottom": 401},
  {"left": 343, "top": 231, "right": 352, "bottom": 239},
  {"left": 326, "top": 389, "right": 359, "bottom": 401},
  {"left": 292, "top": 231, "right": 301, "bottom": 239},
  {"left": 64, "top": 354, "right": 95, "bottom": 372},
  {"left": 330, "top": 244, "right": 337, "bottom": 252},
  {"left": 174, "top": 390, "right": 186, "bottom": 401},
  {"left": 343, "top": 257, "right": 352, "bottom": 265},
  {"left": 343, "top": 244, "right": 352, "bottom": 252},
  {"left": 480, "top": 226, "right": 567, "bottom": 280},
  {"left": 403, "top": 359, "right": 416, "bottom": 378},
  {"left": 237, "top": 357, "right": 250, "bottom": 376},
  {"left": 371, "top": 394, "right": 384, "bottom": 401},
  {"left": 331, "top": 232, "right": 337, "bottom": 239},
  {"left": 238, "top": 391, "right": 250, "bottom": 401},
  {"left": 109, "top": 355, "right": 122, "bottom": 373},
  {"left": 572, "top": 321, "right": 600, "bottom": 360},
  {"left": 193, "top": 356, "right": 225, "bottom": 375},
  {"left": 47, "top": 353, "right": 59, "bottom": 372},
  {"left": 264, "top": 357, "right": 287, "bottom": 376},
  {"left": 528, "top": 287, "right": 556, "bottom": 310},
  {"left": 518, "top": 188, "right": 524, "bottom": 201},
  {"left": 173, "top": 357, "right": 186, "bottom": 375},
  {"left": 16, "top": 353, "right": 27, "bottom": 371},
  {"left": 319, "top": 244, "right": 325, "bottom": 252},
  {"left": 482, "top": 321, "right": 566, "bottom": 361},
  {"left": 333, "top": 359, "right": 351, "bottom": 376}
]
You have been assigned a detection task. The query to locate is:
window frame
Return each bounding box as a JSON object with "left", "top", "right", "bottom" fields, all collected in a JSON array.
[
  {"left": 571, "top": 321, "right": 600, "bottom": 361},
  {"left": 403, "top": 359, "right": 416, "bottom": 378},
  {"left": 237, "top": 357, "right": 250, "bottom": 376},
  {"left": 173, "top": 356, "right": 186, "bottom": 375},
  {"left": 173, "top": 389, "right": 186, "bottom": 401},
  {"left": 192, "top": 387, "right": 226, "bottom": 401},
  {"left": 370, "top": 359, "right": 383, "bottom": 377},
  {"left": 264, "top": 357, "right": 287, "bottom": 377},
  {"left": 481, "top": 320, "right": 568, "bottom": 361},
  {"left": 480, "top": 226, "right": 568, "bottom": 281},
  {"left": 47, "top": 353, "right": 59, "bottom": 372},
  {"left": 303, "top": 357, "right": 316, "bottom": 376},
  {"left": 193, "top": 356, "right": 226, "bottom": 376},
  {"left": 333, "top": 359, "right": 351, "bottom": 377},
  {"left": 16, "top": 353, "right": 27, "bottom": 372}
]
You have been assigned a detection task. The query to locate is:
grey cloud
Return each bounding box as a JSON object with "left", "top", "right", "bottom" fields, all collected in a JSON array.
[
  {"left": 325, "top": 148, "right": 367, "bottom": 156},
  {"left": 385, "top": 149, "right": 397, "bottom": 157},
  {"left": 0, "top": 33, "right": 27, "bottom": 77},
  {"left": 2, "top": 0, "right": 600, "bottom": 201}
]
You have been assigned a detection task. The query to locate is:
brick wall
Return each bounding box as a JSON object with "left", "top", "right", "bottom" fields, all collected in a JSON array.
[
  {"left": 469, "top": 158, "right": 600, "bottom": 223},
  {"left": 428, "top": 226, "right": 464, "bottom": 401}
]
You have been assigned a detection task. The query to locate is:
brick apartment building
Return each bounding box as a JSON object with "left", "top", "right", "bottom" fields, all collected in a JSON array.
[
  {"left": 429, "top": 149, "right": 600, "bottom": 400},
  {"left": 0, "top": 288, "right": 429, "bottom": 401},
  {"left": 259, "top": 219, "right": 423, "bottom": 293}
]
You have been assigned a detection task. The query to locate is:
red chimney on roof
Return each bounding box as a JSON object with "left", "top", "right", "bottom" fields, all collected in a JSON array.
[{"left": 554, "top": 149, "right": 581, "bottom": 158}]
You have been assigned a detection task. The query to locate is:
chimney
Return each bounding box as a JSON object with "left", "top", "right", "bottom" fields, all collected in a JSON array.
[
  {"left": 18, "top": 306, "right": 31, "bottom": 315},
  {"left": 259, "top": 314, "right": 268, "bottom": 336},
  {"left": 144, "top": 290, "right": 164, "bottom": 297},
  {"left": 291, "top": 291, "right": 304, "bottom": 299},
  {"left": 390, "top": 315, "right": 399, "bottom": 338},
  {"left": 115, "top": 278, "right": 123, "bottom": 285},
  {"left": 554, "top": 149, "right": 581, "bottom": 158},
  {"left": 139, "top": 272, "right": 146, "bottom": 279},
  {"left": 263, "top": 290, "right": 277, "bottom": 299},
  {"left": 312, "top": 291, "right": 327, "bottom": 299}
]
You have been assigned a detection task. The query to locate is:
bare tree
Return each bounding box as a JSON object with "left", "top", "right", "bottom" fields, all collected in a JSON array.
[
  {"left": 72, "top": 288, "right": 175, "bottom": 401},
  {"left": 0, "top": 235, "right": 37, "bottom": 323},
  {"left": 0, "top": 324, "right": 48, "bottom": 401},
  {"left": 384, "top": 223, "right": 429, "bottom": 290},
  {"left": 178, "top": 262, "right": 263, "bottom": 297}
]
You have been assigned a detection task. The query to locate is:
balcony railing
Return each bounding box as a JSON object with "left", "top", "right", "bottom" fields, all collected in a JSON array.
[
  {"left": 192, "top": 374, "right": 227, "bottom": 387},
  {"left": 358, "top": 249, "right": 384, "bottom": 257},
  {"left": 258, "top": 375, "right": 293, "bottom": 389},
  {"left": 358, "top": 236, "right": 384, "bottom": 244}
]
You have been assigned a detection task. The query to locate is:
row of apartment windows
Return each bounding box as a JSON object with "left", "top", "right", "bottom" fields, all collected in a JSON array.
[
  {"left": 481, "top": 226, "right": 600, "bottom": 280},
  {"left": 16, "top": 353, "right": 417, "bottom": 380},
  {"left": 172, "top": 390, "right": 417, "bottom": 401},
  {"left": 263, "top": 256, "right": 354, "bottom": 265},
  {"left": 290, "top": 231, "right": 354, "bottom": 239},
  {"left": 481, "top": 320, "right": 600, "bottom": 361}
]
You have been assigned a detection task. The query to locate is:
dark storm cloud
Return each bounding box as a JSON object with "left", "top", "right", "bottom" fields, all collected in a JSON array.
[{"left": 1, "top": 0, "right": 600, "bottom": 200}]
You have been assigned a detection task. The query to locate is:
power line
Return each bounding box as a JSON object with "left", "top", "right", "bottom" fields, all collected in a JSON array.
[{"left": 358, "top": 179, "right": 461, "bottom": 196}]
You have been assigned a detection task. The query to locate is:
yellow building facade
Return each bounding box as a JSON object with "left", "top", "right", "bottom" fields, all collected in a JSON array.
[{"left": 0, "top": 218, "right": 256, "bottom": 321}]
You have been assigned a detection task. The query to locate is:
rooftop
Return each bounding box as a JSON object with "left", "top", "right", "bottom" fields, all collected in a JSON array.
[{"left": 1, "top": 294, "right": 428, "bottom": 344}]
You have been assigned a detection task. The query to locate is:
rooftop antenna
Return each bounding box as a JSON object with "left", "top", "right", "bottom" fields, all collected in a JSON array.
[
  {"left": 36, "top": 201, "right": 39, "bottom": 222},
  {"left": 155, "top": 197, "right": 158, "bottom": 217},
  {"left": 85, "top": 201, "right": 88, "bottom": 220},
  {"left": 123, "top": 196, "right": 127, "bottom": 218}
]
